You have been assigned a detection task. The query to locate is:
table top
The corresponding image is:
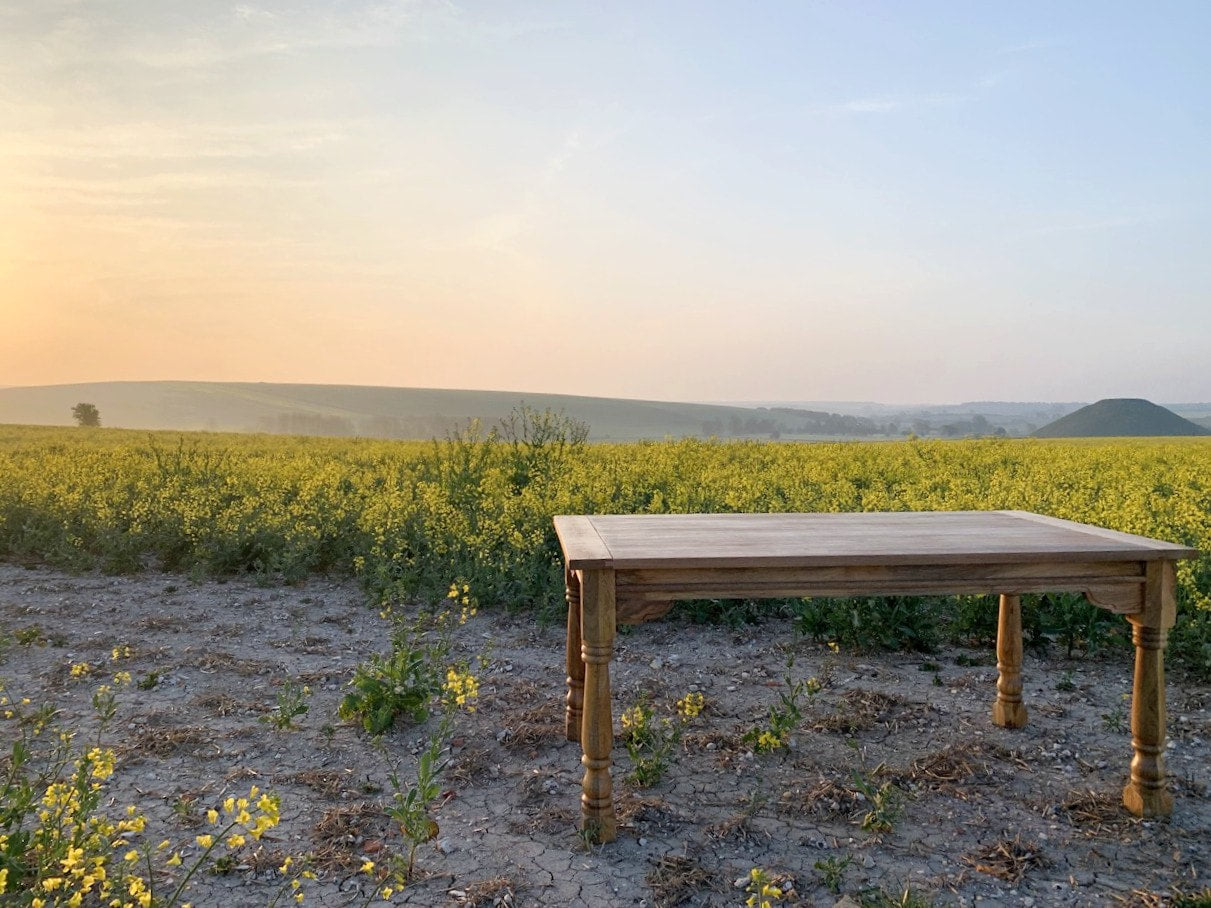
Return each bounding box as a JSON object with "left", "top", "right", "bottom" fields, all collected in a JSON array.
[{"left": 553, "top": 510, "right": 1199, "bottom": 570}]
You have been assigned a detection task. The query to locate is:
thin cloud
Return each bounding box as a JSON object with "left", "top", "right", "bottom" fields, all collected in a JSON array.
[
  {"left": 1024, "top": 215, "right": 1145, "bottom": 236},
  {"left": 815, "top": 93, "right": 963, "bottom": 116}
]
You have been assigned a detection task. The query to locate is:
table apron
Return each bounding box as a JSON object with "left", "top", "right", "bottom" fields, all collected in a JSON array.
[{"left": 612, "top": 560, "right": 1147, "bottom": 623}]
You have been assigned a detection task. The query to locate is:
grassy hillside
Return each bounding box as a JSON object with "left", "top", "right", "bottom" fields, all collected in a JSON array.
[
  {"left": 0, "top": 381, "right": 776, "bottom": 441},
  {"left": 0, "top": 381, "right": 910, "bottom": 441},
  {"left": 1034, "top": 398, "right": 1211, "bottom": 438}
]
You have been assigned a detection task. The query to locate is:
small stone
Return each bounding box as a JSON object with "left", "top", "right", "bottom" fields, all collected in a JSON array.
[
  {"left": 436, "top": 838, "right": 455, "bottom": 854},
  {"left": 650, "top": 658, "right": 663, "bottom": 670}
]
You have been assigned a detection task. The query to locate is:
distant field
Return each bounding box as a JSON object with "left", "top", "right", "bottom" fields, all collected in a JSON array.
[{"left": 1, "top": 425, "right": 1208, "bottom": 674}]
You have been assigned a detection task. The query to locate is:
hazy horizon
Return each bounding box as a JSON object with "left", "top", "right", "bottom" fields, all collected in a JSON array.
[{"left": 3, "top": 3, "right": 1209, "bottom": 404}]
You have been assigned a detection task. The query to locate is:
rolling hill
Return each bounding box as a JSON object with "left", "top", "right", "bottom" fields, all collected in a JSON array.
[
  {"left": 0, "top": 381, "right": 905, "bottom": 441},
  {"left": 1033, "top": 398, "right": 1211, "bottom": 438}
]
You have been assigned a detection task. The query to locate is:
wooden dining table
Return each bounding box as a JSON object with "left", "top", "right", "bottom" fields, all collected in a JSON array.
[{"left": 553, "top": 510, "right": 1198, "bottom": 842}]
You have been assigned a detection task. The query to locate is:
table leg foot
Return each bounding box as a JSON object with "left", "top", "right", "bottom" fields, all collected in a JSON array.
[
  {"left": 992, "top": 593, "right": 1028, "bottom": 729},
  {"left": 564, "top": 568, "right": 584, "bottom": 742}
]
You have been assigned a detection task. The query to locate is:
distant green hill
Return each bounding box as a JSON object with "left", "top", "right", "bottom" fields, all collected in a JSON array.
[
  {"left": 0, "top": 381, "right": 892, "bottom": 441},
  {"left": 1033, "top": 398, "right": 1211, "bottom": 438}
]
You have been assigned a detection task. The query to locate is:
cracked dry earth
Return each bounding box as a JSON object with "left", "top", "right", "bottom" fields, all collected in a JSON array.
[{"left": 1, "top": 563, "right": 1209, "bottom": 907}]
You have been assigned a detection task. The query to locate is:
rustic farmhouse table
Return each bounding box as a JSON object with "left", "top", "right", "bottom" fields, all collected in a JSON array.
[{"left": 553, "top": 510, "right": 1198, "bottom": 843}]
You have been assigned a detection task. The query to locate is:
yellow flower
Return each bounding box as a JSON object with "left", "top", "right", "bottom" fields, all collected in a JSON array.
[
  {"left": 227, "top": 834, "right": 246, "bottom": 848},
  {"left": 124, "top": 850, "right": 139, "bottom": 862},
  {"left": 195, "top": 834, "right": 214, "bottom": 848},
  {"left": 381, "top": 886, "right": 395, "bottom": 899},
  {"left": 676, "top": 692, "right": 704, "bottom": 719},
  {"left": 167, "top": 853, "right": 182, "bottom": 867},
  {"left": 361, "top": 859, "right": 375, "bottom": 874},
  {"left": 207, "top": 808, "right": 219, "bottom": 824}
]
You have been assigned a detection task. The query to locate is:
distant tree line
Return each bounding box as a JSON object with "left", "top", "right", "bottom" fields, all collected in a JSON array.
[
  {"left": 255, "top": 412, "right": 478, "bottom": 439},
  {"left": 700, "top": 407, "right": 1007, "bottom": 440}
]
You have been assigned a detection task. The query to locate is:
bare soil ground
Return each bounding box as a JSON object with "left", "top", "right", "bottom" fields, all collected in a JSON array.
[{"left": 1, "top": 564, "right": 1208, "bottom": 907}]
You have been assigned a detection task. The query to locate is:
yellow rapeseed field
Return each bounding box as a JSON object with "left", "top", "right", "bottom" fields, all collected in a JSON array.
[{"left": 1, "top": 426, "right": 1208, "bottom": 671}]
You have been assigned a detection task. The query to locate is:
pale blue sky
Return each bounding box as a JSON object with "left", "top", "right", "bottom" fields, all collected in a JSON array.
[{"left": 2, "top": 1, "right": 1208, "bottom": 402}]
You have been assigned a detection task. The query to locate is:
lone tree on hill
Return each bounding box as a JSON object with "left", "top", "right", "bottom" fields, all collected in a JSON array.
[{"left": 71, "top": 402, "right": 101, "bottom": 427}]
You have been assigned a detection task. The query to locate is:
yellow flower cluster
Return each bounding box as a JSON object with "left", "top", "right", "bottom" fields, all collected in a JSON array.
[
  {"left": 197, "top": 785, "right": 282, "bottom": 846},
  {"left": 7, "top": 743, "right": 156, "bottom": 908},
  {"left": 448, "top": 581, "right": 478, "bottom": 624},
  {"left": 755, "top": 730, "right": 785, "bottom": 752},
  {"left": 745, "top": 867, "right": 784, "bottom": 908},
  {"left": 444, "top": 668, "right": 479, "bottom": 712},
  {"left": 675, "top": 692, "right": 704, "bottom": 719},
  {"left": 619, "top": 704, "right": 648, "bottom": 732}
]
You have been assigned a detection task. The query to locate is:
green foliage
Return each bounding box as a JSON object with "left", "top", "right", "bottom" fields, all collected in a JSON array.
[
  {"left": 1, "top": 426, "right": 1210, "bottom": 673},
  {"left": 71, "top": 402, "right": 100, "bottom": 427},
  {"left": 793, "top": 596, "right": 940, "bottom": 653},
  {"left": 853, "top": 771, "right": 902, "bottom": 834},
  {"left": 338, "top": 588, "right": 479, "bottom": 736},
  {"left": 859, "top": 887, "right": 937, "bottom": 908},
  {"left": 743, "top": 656, "right": 821, "bottom": 753},
  {"left": 338, "top": 630, "right": 440, "bottom": 735},
  {"left": 260, "top": 679, "right": 311, "bottom": 731},
  {"left": 814, "top": 854, "right": 853, "bottom": 894},
  {"left": 619, "top": 692, "right": 703, "bottom": 787}
]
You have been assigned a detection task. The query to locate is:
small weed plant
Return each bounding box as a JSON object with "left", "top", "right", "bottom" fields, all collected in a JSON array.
[
  {"left": 745, "top": 867, "right": 786, "bottom": 907},
  {"left": 620, "top": 692, "right": 704, "bottom": 787},
  {"left": 1101, "top": 692, "right": 1130, "bottom": 733},
  {"left": 744, "top": 656, "right": 821, "bottom": 753},
  {"left": 355, "top": 623, "right": 483, "bottom": 896},
  {"left": 339, "top": 582, "right": 477, "bottom": 735},
  {"left": 261, "top": 679, "right": 312, "bottom": 731},
  {"left": 814, "top": 854, "right": 853, "bottom": 894}
]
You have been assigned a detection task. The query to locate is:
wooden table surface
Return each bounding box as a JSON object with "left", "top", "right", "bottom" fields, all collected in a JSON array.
[
  {"left": 554, "top": 510, "right": 1197, "bottom": 569},
  {"left": 553, "top": 509, "right": 1199, "bottom": 843}
]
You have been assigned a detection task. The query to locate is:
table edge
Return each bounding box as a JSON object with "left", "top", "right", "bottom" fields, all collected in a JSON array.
[{"left": 552, "top": 510, "right": 1200, "bottom": 570}]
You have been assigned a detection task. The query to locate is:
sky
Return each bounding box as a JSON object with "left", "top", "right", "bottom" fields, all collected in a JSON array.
[{"left": 2, "top": 1, "right": 1209, "bottom": 404}]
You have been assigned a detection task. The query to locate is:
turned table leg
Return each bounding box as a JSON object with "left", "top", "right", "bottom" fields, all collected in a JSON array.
[
  {"left": 565, "top": 568, "right": 584, "bottom": 742},
  {"left": 992, "top": 593, "right": 1028, "bottom": 728},
  {"left": 1123, "top": 560, "right": 1176, "bottom": 817},
  {"left": 579, "top": 568, "right": 617, "bottom": 842}
]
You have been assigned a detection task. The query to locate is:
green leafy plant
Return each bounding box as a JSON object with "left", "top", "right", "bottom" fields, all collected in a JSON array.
[
  {"left": 620, "top": 692, "right": 703, "bottom": 787},
  {"left": 261, "top": 679, "right": 312, "bottom": 731},
  {"left": 744, "top": 656, "right": 821, "bottom": 753},
  {"left": 1102, "top": 692, "right": 1130, "bottom": 733},
  {"left": 814, "top": 854, "right": 853, "bottom": 894},
  {"left": 745, "top": 867, "right": 786, "bottom": 907},
  {"left": 340, "top": 582, "right": 479, "bottom": 735},
  {"left": 852, "top": 770, "right": 901, "bottom": 834}
]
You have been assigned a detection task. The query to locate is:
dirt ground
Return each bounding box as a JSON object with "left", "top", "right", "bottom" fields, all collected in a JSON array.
[{"left": 1, "top": 563, "right": 1208, "bottom": 907}]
